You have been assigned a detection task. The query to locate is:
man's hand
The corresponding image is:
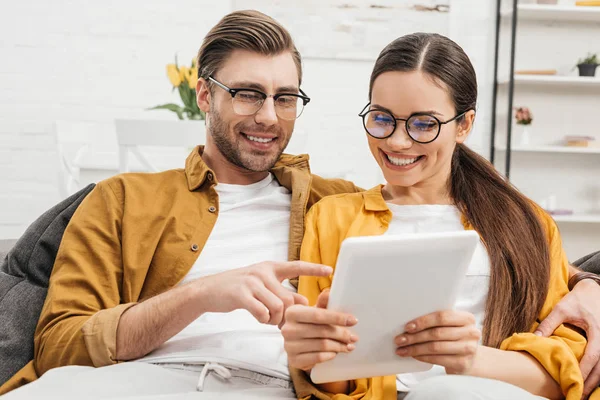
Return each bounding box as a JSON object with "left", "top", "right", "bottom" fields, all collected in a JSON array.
[
  {"left": 535, "top": 279, "right": 600, "bottom": 398},
  {"left": 117, "top": 261, "right": 331, "bottom": 361},
  {"left": 198, "top": 261, "right": 332, "bottom": 326}
]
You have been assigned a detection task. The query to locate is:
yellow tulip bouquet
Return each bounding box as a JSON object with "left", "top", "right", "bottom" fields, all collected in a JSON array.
[{"left": 150, "top": 57, "right": 205, "bottom": 120}]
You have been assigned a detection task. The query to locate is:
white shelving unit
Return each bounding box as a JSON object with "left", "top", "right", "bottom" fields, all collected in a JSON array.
[
  {"left": 495, "top": 145, "right": 600, "bottom": 154},
  {"left": 553, "top": 214, "right": 600, "bottom": 224},
  {"left": 502, "top": 4, "right": 600, "bottom": 22},
  {"left": 493, "top": 1, "right": 600, "bottom": 259},
  {"left": 499, "top": 75, "right": 600, "bottom": 87}
]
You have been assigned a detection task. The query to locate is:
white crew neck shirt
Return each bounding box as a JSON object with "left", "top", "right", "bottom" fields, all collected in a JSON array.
[
  {"left": 384, "top": 203, "right": 491, "bottom": 392},
  {"left": 136, "top": 173, "right": 294, "bottom": 379}
]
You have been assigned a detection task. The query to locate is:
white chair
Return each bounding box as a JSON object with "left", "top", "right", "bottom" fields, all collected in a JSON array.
[
  {"left": 115, "top": 119, "right": 206, "bottom": 173},
  {"left": 54, "top": 121, "right": 94, "bottom": 199}
]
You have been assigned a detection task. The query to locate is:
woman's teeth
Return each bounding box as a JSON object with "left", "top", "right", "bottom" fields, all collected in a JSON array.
[
  {"left": 386, "top": 154, "right": 420, "bottom": 166},
  {"left": 246, "top": 134, "right": 274, "bottom": 143}
]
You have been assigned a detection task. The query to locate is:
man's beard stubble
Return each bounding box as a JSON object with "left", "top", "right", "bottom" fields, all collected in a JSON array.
[{"left": 207, "top": 105, "right": 290, "bottom": 173}]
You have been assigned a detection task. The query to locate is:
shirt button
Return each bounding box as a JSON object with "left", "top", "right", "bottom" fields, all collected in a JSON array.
[
  {"left": 207, "top": 172, "right": 213, "bottom": 181},
  {"left": 208, "top": 206, "right": 216, "bottom": 213},
  {"left": 191, "top": 243, "right": 199, "bottom": 251}
]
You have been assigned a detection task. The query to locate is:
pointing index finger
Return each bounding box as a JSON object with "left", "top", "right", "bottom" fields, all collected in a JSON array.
[{"left": 275, "top": 261, "right": 333, "bottom": 281}]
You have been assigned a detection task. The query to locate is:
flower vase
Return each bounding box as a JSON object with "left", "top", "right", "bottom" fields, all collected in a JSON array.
[{"left": 518, "top": 125, "right": 531, "bottom": 147}]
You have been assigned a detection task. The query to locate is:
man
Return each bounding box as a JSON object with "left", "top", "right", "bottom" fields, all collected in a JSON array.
[
  {"left": 2, "top": 9, "right": 600, "bottom": 400},
  {"left": 3, "top": 10, "right": 358, "bottom": 400}
]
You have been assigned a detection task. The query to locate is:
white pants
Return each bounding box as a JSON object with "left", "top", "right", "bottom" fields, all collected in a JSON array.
[
  {"left": 399, "top": 375, "right": 548, "bottom": 400},
  {"left": 3, "top": 362, "right": 296, "bottom": 400}
]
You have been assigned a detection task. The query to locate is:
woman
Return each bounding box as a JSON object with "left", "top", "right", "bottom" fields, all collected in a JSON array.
[{"left": 282, "top": 33, "right": 590, "bottom": 400}]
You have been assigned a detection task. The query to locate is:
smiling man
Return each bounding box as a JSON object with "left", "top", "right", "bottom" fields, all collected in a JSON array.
[{"left": 1, "top": 10, "right": 360, "bottom": 400}]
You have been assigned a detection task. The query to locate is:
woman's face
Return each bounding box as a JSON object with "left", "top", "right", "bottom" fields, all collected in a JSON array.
[{"left": 367, "top": 70, "right": 473, "bottom": 189}]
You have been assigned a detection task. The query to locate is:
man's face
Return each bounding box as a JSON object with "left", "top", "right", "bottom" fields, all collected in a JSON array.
[{"left": 202, "top": 50, "right": 300, "bottom": 172}]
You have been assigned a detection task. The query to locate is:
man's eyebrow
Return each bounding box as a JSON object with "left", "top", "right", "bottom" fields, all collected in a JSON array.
[
  {"left": 229, "top": 81, "right": 299, "bottom": 94},
  {"left": 229, "top": 81, "right": 267, "bottom": 91},
  {"left": 275, "top": 85, "right": 300, "bottom": 94}
]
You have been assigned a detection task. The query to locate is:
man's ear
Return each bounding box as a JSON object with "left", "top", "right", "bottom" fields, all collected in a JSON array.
[
  {"left": 197, "top": 78, "right": 211, "bottom": 114},
  {"left": 456, "top": 110, "right": 475, "bottom": 144}
]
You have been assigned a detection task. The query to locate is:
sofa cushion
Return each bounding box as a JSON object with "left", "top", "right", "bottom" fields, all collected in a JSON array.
[
  {"left": 0, "top": 184, "right": 95, "bottom": 386},
  {"left": 574, "top": 251, "right": 600, "bottom": 275}
]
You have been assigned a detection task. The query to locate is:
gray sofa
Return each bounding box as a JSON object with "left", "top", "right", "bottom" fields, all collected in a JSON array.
[
  {"left": 0, "top": 184, "right": 95, "bottom": 387},
  {"left": 1, "top": 188, "right": 599, "bottom": 388}
]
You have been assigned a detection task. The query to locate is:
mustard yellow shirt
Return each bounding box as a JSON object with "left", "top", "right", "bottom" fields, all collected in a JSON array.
[
  {"left": 295, "top": 185, "right": 594, "bottom": 400},
  {"left": 0, "top": 147, "right": 360, "bottom": 395}
]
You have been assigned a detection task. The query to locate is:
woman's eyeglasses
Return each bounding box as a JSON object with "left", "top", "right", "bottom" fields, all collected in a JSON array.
[
  {"left": 358, "top": 103, "right": 469, "bottom": 144},
  {"left": 209, "top": 76, "right": 311, "bottom": 121}
]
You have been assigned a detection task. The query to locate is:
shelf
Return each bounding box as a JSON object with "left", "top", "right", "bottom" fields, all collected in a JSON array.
[
  {"left": 502, "top": 4, "right": 600, "bottom": 22},
  {"left": 499, "top": 75, "right": 600, "bottom": 88},
  {"left": 552, "top": 214, "right": 600, "bottom": 224},
  {"left": 495, "top": 145, "right": 600, "bottom": 154}
]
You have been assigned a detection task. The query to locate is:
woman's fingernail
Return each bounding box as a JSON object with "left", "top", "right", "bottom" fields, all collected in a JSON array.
[
  {"left": 406, "top": 323, "right": 416, "bottom": 332},
  {"left": 350, "top": 334, "right": 359, "bottom": 342},
  {"left": 347, "top": 316, "right": 358, "bottom": 326},
  {"left": 396, "top": 335, "right": 407, "bottom": 345},
  {"left": 397, "top": 348, "right": 408, "bottom": 356},
  {"left": 347, "top": 343, "right": 356, "bottom": 351}
]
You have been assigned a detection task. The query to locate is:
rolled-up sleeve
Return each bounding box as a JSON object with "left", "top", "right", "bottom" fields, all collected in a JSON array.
[{"left": 34, "top": 181, "right": 137, "bottom": 375}]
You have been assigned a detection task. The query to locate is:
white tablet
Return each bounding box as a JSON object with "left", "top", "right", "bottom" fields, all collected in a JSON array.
[{"left": 310, "top": 230, "right": 479, "bottom": 384}]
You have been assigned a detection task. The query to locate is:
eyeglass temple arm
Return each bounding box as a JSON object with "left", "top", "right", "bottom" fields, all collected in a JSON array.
[
  {"left": 358, "top": 103, "right": 371, "bottom": 116},
  {"left": 208, "top": 76, "right": 230, "bottom": 92}
]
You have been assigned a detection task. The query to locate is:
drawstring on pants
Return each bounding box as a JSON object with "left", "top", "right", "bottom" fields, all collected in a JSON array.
[{"left": 196, "top": 362, "right": 232, "bottom": 392}]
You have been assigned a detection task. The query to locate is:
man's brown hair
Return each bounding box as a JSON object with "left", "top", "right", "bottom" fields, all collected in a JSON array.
[{"left": 197, "top": 10, "right": 302, "bottom": 84}]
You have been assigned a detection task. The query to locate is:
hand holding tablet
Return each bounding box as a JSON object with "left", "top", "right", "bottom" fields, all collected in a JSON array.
[{"left": 299, "top": 230, "right": 480, "bottom": 384}]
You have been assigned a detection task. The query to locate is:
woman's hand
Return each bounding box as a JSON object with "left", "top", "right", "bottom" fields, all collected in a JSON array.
[
  {"left": 282, "top": 290, "right": 359, "bottom": 371},
  {"left": 395, "top": 310, "right": 481, "bottom": 375}
]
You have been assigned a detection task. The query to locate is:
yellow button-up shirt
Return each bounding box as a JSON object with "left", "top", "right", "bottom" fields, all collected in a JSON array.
[
  {"left": 0, "top": 146, "right": 360, "bottom": 394},
  {"left": 294, "top": 186, "right": 595, "bottom": 400}
]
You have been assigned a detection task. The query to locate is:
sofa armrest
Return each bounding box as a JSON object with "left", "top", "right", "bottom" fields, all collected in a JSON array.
[{"left": 0, "top": 240, "right": 18, "bottom": 266}]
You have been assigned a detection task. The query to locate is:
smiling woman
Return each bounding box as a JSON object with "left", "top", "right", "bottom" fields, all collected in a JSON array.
[{"left": 282, "top": 32, "right": 592, "bottom": 400}]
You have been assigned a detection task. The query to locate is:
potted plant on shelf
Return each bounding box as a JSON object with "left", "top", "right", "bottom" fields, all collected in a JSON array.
[
  {"left": 514, "top": 106, "right": 533, "bottom": 146},
  {"left": 576, "top": 53, "right": 599, "bottom": 77},
  {"left": 149, "top": 57, "right": 206, "bottom": 120}
]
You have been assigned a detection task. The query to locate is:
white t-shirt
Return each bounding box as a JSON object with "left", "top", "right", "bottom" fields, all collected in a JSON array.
[
  {"left": 384, "top": 203, "right": 491, "bottom": 392},
  {"left": 136, "top": 173, "right": 294, "bottom": 379}
]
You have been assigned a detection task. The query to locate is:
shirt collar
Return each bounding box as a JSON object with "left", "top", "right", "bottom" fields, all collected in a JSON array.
[
  {"left": 184, "top": 145, "right": 311, "bottom": 191},
  {"left": 362, "top": 184, "right": 472, "bottom": 229}
]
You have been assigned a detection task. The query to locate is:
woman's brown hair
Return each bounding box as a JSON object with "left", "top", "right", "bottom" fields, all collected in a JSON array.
[{"left": 370, "top": 33, "right": 550, "bottom": 348}]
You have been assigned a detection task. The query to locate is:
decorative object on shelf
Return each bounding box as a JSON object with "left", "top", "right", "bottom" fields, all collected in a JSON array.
[
  {"left": 564, "top": 135, "right": 596, "bottom": 147},
  {"left": 537, "top": 0, "right": 558, "bottom": 4},
  {"left": 576, "top": 53, "right": 599, "bottom": 77},
  {"left": 149, "top": 57, "right": 205, "bottom": 121},
  {"left": 514, "top": 106, "right": 533, "bottom": 146},
  {"left": 515, "top": 69, "right": 557, "bottom": 75}
]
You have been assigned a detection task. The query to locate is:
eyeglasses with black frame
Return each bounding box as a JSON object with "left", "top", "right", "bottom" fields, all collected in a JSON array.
[
  {"left": 358, "top": 103, "right": 469, "bottom": 144},
  {"left": 208, "top": 76, "right": 311, "bottom": 121}
]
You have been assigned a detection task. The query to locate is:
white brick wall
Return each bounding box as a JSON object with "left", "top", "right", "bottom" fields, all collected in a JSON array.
[{"left": 0, "top": 0, "right": 496, "bottom": 240}]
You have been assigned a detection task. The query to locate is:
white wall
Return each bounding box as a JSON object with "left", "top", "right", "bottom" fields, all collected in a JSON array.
[{"left": 0, "top": 0, "right": 497, "bottom": 240}]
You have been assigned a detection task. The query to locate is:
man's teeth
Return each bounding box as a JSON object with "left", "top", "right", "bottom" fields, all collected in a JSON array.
[
  {"left": 386, "top": 154, "right": 420, "bottom": 166},
  {"left": 246, "top": 134, "right": 274, "bottom": 143}
]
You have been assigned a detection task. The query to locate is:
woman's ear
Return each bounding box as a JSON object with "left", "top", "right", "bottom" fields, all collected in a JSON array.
[
  {"left": 196, "top": 78, "right": 211, "bottom": 114},
  {"left": 455, "top": 110, "right": 475, "bottom": 144}
]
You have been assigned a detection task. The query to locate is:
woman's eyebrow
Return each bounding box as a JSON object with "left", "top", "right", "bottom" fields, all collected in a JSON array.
[{"left": 371, "top": 103, "right": 443, "bottom": 117}]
